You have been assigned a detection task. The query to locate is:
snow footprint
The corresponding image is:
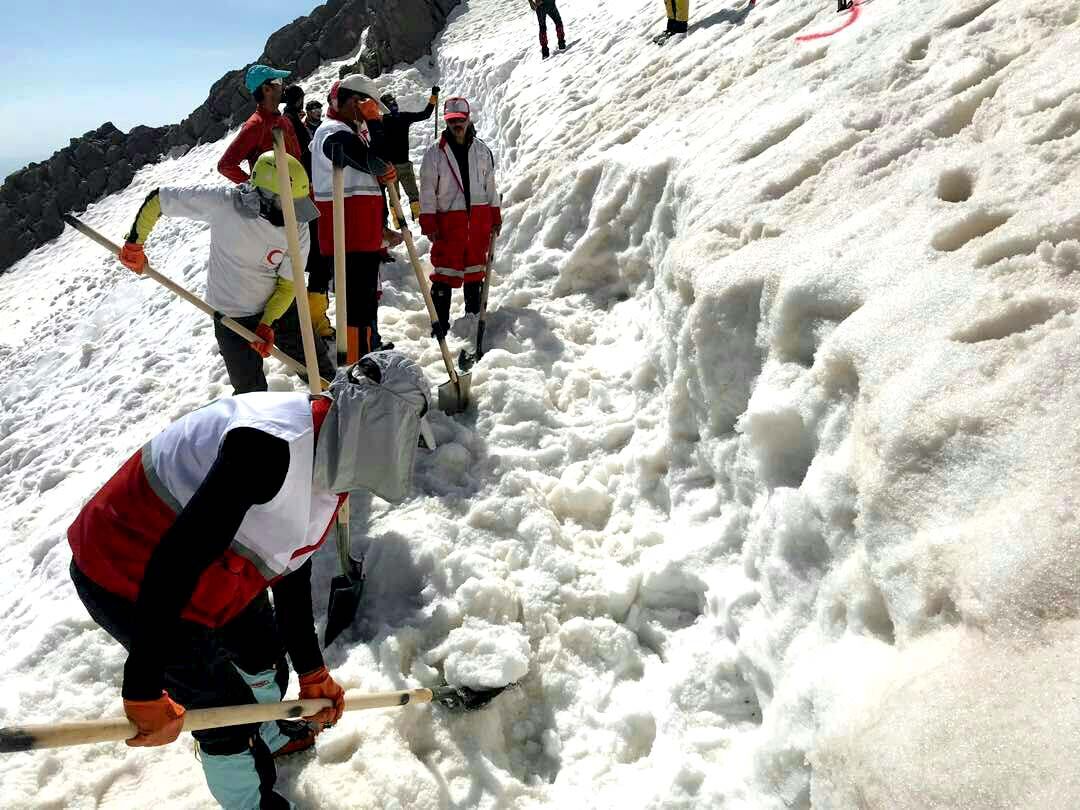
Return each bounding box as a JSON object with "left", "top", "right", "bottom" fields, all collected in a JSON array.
[{"left": 930, "top": 209, "right": 1011, "bottom": 252}]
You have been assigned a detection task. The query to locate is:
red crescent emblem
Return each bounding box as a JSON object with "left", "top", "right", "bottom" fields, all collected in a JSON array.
[{"left": 267, "top": 248, "right": 285, "bottom": 265}]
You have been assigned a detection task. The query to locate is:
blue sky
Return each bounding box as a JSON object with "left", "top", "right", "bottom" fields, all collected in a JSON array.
[{"left": 0, "top": 1, "right": 311, "bottom": 180}]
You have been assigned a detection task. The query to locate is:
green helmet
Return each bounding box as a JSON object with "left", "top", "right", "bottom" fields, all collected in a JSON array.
[
  {"left": 249, "top": 151, "right": 319, "bottom": 223},
  {"left": 250, "top": 151, "right": 311, "bottom": 199}
]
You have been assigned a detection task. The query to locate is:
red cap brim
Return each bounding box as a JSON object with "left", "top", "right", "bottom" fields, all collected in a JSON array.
[{"left": 444, "top": 113, "right": 468, "bottom": 122}]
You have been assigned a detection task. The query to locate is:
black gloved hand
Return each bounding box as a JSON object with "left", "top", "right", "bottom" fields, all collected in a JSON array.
[
  {"left": 432, "top": 85, "right": 441, "bottom": 96},
  {"left": 431, "top": 321, "right": 449, "bottom": 340}
]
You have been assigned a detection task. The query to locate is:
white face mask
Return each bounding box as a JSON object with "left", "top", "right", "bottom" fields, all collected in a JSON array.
[{"left": 313, "top": 352, "right": 433, "bottom": 501}]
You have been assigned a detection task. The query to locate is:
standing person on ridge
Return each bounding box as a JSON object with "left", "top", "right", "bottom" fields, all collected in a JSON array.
[
  {"left": 118, "top": 151, "right": 334, "bottom": 394},
  {"left": 217, "top": 65, "right": 301, "bottom": 184},
  {"left": 310, "top": 75, "right": 400, "bottom": 362},
  {"left": 378, "top": 86, "right": 440, "bottom": 224},
  {"left": 419, "top": 97, "right": 502, "bottom": 339},
  {"left": 68, "top": 351, "right": 436, "bottom": 810},
  {"left": 655, "top": 0, "right": 690, "bottom": 43},
  {"left": 529, "top": 0, "right": 567, "bottom": 59}
]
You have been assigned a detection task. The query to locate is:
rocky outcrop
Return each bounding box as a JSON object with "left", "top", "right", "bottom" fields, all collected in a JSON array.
[{"left": 0, "top": 0, "right": 459, "bottom": 273}]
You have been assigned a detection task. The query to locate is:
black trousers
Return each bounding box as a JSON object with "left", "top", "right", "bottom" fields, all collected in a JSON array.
[
  {"left": 215, "top": 314, "right": 267, "bottom": 394},
  {"left": 307, "top": 222, "right": 332, "bottom": 294},
  {"left": 535, "top": 1, "right": 565, "bottom": 46},
  {"left": 272, "top": 301, "right": 336, "bottom": 382},
  {"left": 70, "top": 561, "right": 287, "bottom": 755}
]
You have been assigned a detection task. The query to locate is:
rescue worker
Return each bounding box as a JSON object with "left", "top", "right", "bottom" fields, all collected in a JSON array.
[
  {"left": 118, "top": 151, "right": 334, "bottom": 393},
  {"left": 310, "top": 75, "right": 400, "bottom": 362},
  {"left": 419, "top": 97, "right": 502, "bottom": 338},
  {"left": 68, "top": 351, "right": 436, "bottom": 810},
  {"left": 217, "top": 65, "right": 301, "bottom": 184},
  {"left": 378, "top": 86, "right": 440, "bottom": 223}
]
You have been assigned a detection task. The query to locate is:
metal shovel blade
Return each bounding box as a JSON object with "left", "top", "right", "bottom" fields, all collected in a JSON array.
[
  {"left": 324, "top": 573, "right": 364, "bottom": 646},
  {"left": 430, "top": 683, "right": 512, "bottom": 712},
  {"left": 437, "top": 372, "right": 472, "bottom": 415}
]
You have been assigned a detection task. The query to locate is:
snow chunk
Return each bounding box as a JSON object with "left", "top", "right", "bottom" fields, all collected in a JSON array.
[
  {"left": 546, "top": 462, "right": 613, "bottom": 528},
  {"left": 426, "top": 618, "right": 530, "bottom": 690}
]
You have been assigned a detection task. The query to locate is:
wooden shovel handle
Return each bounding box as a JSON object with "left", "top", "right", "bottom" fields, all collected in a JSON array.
[
  {"left": 0, "top": 688, "right": 437, "bottom": 753},
  {"left": 271, "top": 130, "right": 322, "bottom": 395},
  {"left": 63, "top": 215, "right": 330, "bottom": 388},
  {"left": 385, "top": 184, "right": 459, "bottom": 383}
]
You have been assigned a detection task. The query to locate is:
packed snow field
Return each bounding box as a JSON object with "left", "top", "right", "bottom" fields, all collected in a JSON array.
[{"left": 2, "top": 0, "right": 1080, "bottom": 806}]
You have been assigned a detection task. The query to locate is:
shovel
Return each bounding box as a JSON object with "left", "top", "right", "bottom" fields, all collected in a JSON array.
[
  {"left": 386, "top": 183, "right": 471, "bottom": 414},
  {"left": 458, "top": 232, "right": 496, "bottom": 373},
  {"left": 321, "top": 146, "right": 365, "bottom": 647},
  {"left": 0, "top": 683, "right": 512, "bottom": 752}
]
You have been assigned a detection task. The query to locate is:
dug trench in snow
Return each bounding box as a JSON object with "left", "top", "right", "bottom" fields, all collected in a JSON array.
[{"left": 1, "top": 0, "right": 1080, "bottom": 808}]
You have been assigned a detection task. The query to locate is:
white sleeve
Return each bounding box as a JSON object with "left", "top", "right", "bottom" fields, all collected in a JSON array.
[
  {"left": 488, "top": 146, "right": 501, "bottom": 209},
  {"left": 158, "top": 185, "right": 235, "bottom": 223},
  {"left": 420, "top": 147, "right": 438, "bottom": 215}
]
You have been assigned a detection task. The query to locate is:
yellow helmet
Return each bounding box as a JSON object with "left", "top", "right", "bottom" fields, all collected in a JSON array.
[
  {"left": 251, "top": 151, "right": 310, "bottom": 199},
  {"left": 250, "top": 151, "right": 319, "bottom": 222}
]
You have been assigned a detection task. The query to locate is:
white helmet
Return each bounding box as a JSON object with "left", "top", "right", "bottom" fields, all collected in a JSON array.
[{"left": 338, "top": 74, "right": 392, "bottom": 114}]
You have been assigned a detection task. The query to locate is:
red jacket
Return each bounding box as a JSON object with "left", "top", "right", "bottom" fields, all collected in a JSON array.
[{"left": 218, "top": 108, "right": 302, "bottom": 184}]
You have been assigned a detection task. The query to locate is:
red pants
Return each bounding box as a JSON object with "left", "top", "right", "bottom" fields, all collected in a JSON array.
[{"left": 429, "top": 206, "right": 494, "bottom": 288}]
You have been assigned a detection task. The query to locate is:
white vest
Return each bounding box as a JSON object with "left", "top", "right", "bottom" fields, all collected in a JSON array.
[
  {"left": 148, "top": 393, "right": 340, "bottom": 579},
  {"left": 311, "top": 118, "right": 382, "bottom": 202}
]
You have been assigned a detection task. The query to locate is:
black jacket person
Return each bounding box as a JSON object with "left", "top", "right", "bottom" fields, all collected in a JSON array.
[{"left": 378, "top": 87, "right": 439, "bottom": 222}]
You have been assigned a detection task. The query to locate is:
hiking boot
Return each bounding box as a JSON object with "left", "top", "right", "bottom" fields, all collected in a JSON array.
[{"left": 541, "top": 46, "right": 550, "bottom": 59}]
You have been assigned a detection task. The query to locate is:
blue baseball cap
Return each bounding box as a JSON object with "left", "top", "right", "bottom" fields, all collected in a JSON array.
[{"left": 245, "top": 64, "right": 291, "bottom": 95}]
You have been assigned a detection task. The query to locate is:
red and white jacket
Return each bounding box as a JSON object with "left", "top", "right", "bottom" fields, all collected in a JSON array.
[
  {"left": 68, "top": 394, "right": 342, "bottom": 628},
  {"left": 311, "top": 118, "right": 385, "bottom": 255},
  {"left": 419, "top": 134, "right": 501, "bottom": 287}
]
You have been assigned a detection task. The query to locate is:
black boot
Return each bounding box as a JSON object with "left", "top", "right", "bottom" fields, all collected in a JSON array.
[
  {"left": 542, "top": 46, "right": 550, "bottom": 59},
  {"left": 431, "top": 282, "right": 452, "bottom": 339}
]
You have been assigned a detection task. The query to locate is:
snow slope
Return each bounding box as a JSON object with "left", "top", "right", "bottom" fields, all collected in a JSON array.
[{"left": 2, "top": 0, "right": 1080, "bottom": 807}]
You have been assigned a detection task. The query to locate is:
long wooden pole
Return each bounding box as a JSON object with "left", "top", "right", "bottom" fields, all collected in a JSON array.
[
  {"left": 62, "top": 215, "right": 329, "bottom": 387},
  {"left": 0, "top": 688, "right": 441, "bottom": 753},
  {"left": 330, "top": 150, "right": 352, "bottom": 583},
  {"left": 272, "top": 129, "right": 322, "bottom": 394},
  {"left": 385, "top": 183, "right": 459, "bottom": 384}
]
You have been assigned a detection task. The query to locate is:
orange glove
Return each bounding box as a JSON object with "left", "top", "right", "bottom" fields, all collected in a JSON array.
[
  {"left": 382, "top": 227, "right": 403, "bottom": 248},
  {"left": 119, "top": 242, "right": 147, "bottom": 274},
  {"left": 378, "top": 163, "right": 398, "bottom": 186},
  {"left": 359, "top": 98, "right": 382, "bottom": 122},
  {"left": 299, "top": 666, "right": 345, "bottom": 728},
  {"left": 249, "top": 323, "right": 275, "bottom": 358},
  {"left": 124, "top": 691, "right": 186, "bottom": 747}
]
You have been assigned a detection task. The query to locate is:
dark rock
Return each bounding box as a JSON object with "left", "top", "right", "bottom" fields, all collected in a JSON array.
[
  {"left": 23, "top": 192, "right": 43, "bottom": 219},
  {"left": 107, "top": 161, "right": 135, "bottom": 193},
  {"left": 73, "top": 141, "right": 106, "bottom": 172},
  {"left": 86, "top": 168, "right": 108, "bottom": 197},
  {"left": 105, "top": 144, "right": 125, "bottom": 164},
  {"left": 202, "top": 119, "right": 229, "bottom": 143},
  {"left": 297, "top": 44, "right": 322, "bottom": 77},
  {"left": 33, "top": 215, "right": 64, "bottom": 242}
]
